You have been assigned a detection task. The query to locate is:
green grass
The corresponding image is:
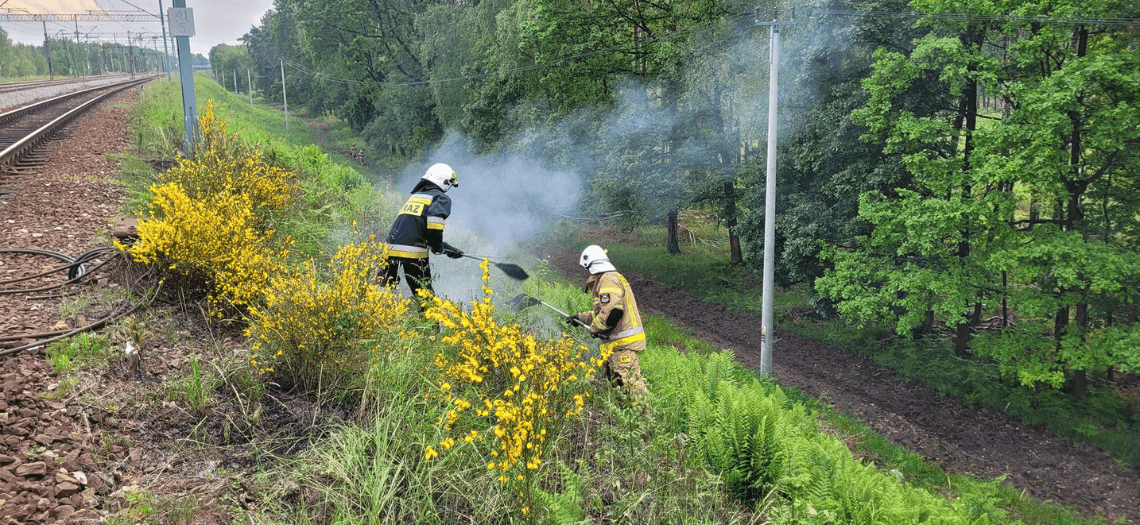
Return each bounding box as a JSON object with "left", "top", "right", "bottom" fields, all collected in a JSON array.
[
  {"left": 46, "top": 332, "right": 110, "bottom": 373},
  {"left": 0, "top": 75, "right": 53, "bottom": 83},
  {"left": 637, "top": 312, "right": 1108, "bottom": 525}
]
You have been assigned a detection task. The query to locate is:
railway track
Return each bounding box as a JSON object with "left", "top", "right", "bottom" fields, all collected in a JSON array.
[
  {"left": 0, "top": 76, "right": 107, "bottom": 96},
  {"left": 0, "top": 75, "right": 156, "bottom": 171},
  {"left": 1, "top": 75, "right": 158, "bottom": 355}
]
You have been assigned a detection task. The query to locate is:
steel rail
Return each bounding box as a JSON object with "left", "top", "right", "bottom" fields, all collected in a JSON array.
[
  {"left": 0, "top": 76, "right": 154, "bottom": 166},
  {"left": 0, "top": 76, "right": 123, "bottom": 95},
  {"left": 0, "top": 83, "right": 117, "bottom": 128}
]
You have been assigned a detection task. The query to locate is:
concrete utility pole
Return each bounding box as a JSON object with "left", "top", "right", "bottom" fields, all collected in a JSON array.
[
  {"left": 127, "top": 30, "right": 135, "bottom": 76},
  {"left": 83, "top": 29, "right": 93, "bottom": 75},
  {"left": 43, "top": 21, "right": 53, "bottom": 79},
  {"left": 158, "top": 0, "right": 172, "bottom": 80},
  {"left": 232, "top": 68, "right": 237, "bottom": 93},
  {"left": 169, "top": 1, "right": 198, "bottom": 154},
  {"left": 280, "top": 56, "right": 288, "bottom": 130},
  {"left": 72, "top": 19, "right": 81, "bottom": 77},
  {"left": 247, "top": 67, "right": 253, "bottom": 106},
  {"left": 755, "top": 8, "right": 794, "bottom": 376}
]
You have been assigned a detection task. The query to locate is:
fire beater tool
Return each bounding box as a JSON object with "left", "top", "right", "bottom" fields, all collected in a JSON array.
[
  {"left": 509, "top": 293, "right": 587, "bottom": 327},
  {"left": 450, "top": 252, "right": 529, "bottom": 281}
]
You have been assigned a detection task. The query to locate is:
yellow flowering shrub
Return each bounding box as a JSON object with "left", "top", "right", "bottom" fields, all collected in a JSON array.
[
  {"left": 160, "top": 101, "right": 297, "bottom": 216},
  {"left": 423, "top": 261, "right": 609, "bottom": 485},
  {"left": 119, "top": 100, "right": 297, "bottom": 311},
  {"left": 124, "top": 181, "right": 289, "bottom": 309},
  {"left": 246, "top": 237, "right": 413, "bottom": 391}
]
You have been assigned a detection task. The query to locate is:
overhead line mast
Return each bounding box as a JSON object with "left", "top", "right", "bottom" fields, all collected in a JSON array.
[{"left": 755, "top": 7, "right": 794, "bottom": 377}]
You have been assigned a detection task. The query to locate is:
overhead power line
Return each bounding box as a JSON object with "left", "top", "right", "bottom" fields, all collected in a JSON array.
[{"left": 0, "top": 13, "right": 157, "bottom": 22}]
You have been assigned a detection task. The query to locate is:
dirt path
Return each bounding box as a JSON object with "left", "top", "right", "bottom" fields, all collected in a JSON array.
[{"left": 539, "top": 244, "right": 1139, "bottom": 524}]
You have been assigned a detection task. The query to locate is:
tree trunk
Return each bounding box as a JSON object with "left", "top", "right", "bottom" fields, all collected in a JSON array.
[
  {"left": 1055, "top": 305, "right": 1070, "bottom": 376},
  {"left": 1002, "top": 271, "right": 1009, "bottom": 328},
  {"left": 954, "top": 321, "right": 970, "bottom": 355},
  {"left": 666, "top": 210, "right": 681, "bottom": 255},
  {"left": 724, "top": 181, "right": 743, "bottom": 265},
  {"left": 952, "top": 27, "right": 980, "bottom": 356},
  {"left": 912, "top": 309, "right": 935, "bottom": 338},
  {"left": 1063, "top": 26, "right": 1089, "bottom": 400},
  {"left": 1070, "top": 302, "right": 1089, "bottom": 399}
]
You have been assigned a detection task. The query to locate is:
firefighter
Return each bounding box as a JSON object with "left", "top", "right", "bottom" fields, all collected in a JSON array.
[
  {"left": 571, "top": 245, "right": 648, "bottom": 397},
  {"left": 383, "top": 163, "right": 464, "bottom": 302}
]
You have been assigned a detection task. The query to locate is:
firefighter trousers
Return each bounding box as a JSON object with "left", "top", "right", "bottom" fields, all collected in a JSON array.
[
  {"left": 383, "top": 257, "right": 433, "bottom": 304},
  {"left": 604, "top": 347, "right": 647, "bottom": 397}
]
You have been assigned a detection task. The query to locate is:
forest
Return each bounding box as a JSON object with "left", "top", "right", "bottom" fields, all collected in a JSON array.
[{"left": 209, "top": 0, "right": 1140, "bottom": 402}]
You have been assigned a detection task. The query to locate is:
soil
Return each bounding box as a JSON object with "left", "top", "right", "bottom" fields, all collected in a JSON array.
[
  {"left": 0, "top": 82, "right": 1136, "bottom": 524},
  {"left": 536, "top": 242, "right": 1140, "bottom": 524}
]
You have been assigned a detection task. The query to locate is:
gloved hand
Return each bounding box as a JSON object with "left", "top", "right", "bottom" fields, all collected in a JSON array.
[
  {"left": 589, "top": 329, "right": 606, "bottom": 340},
  {"left": 441, "top": 242, "right": 464, "bottom": 259}
]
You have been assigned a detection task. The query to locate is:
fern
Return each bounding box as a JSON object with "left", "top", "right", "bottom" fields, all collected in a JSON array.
[
  {"left": 533, "top": 460, "right": 588, "bottom": 524},
  {"left": 662, "top": 349, "right": 1010, "bottom": 523},
  {"left": 697, "top": 379, "right": 795, "bottom": 503},
  {"left": 704, "top": 351, "right": 735, "bottom": 402}
]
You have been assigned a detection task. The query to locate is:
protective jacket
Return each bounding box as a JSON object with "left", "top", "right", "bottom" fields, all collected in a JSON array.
[
  {"left": 577, "top": 271, "right": 646, "bottom": 354},
  {"left": 386, "top": 181, "right": 451, "bottom": 259}
]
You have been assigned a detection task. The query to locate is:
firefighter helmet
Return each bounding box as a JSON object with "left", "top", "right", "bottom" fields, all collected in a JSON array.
[
  {"left": 422, "top": 163, "right": 458, "bottom": 191},
  {"left": 579, "top": 245, "right": 615, "bottom": 274}
]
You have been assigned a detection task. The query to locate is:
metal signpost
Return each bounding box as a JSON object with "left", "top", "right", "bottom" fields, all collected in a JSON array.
[
  {"left": 169, "top": 2, "right": 198, "bottom": 154},
  {"left": 755, "top": 8, "right": 794, "bottom": 376}
]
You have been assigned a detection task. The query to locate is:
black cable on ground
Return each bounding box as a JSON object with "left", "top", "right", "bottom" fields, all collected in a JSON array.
[
  {"left": 0, "top": 247, "right": 120, "bottom": 295},
  {"left": 0, "top": 264, "right": 160, "bottom": 357}
]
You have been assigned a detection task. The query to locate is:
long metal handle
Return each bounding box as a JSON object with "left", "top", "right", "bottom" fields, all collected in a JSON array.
[{"left": 538, "top": 299, "right": 570, "bottom": 318}]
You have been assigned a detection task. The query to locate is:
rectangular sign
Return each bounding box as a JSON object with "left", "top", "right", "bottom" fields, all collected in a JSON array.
[{"left": 167, "top": 8, "right": 195, "bottom": 37}]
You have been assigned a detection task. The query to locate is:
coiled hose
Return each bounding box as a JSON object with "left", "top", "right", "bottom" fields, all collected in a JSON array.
[{"left": 0, "top": 247, "right": 159, "bottom": 357}]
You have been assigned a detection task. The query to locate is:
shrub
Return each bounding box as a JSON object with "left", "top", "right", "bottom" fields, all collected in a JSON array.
[
  {"left": 246, "top": 237, "right": 412, "bottom": 392},
  {"left": 121, "top": 101, "right": 296, "bottom": 311},
  {"left": 126, "top": 181, "right": 290, "bottom": 309},
  {"left": 422, "top": 261, "right": 608, "bottom": 517},
  {"left": 161, "top": 101, "right": 298, "bottom": 218}
]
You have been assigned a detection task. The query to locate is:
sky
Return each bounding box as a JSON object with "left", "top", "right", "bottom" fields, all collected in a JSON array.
[{"left": 1, "top": 0, "right": 274, "bottom": 54}]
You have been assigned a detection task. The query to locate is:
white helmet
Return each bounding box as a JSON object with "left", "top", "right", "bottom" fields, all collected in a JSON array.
[
  {"left": 579, "top": 245, "right": 615, "bottom": 274},
  {"left": 422, "top": 163, "right": 458, "bottom": 191}
]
